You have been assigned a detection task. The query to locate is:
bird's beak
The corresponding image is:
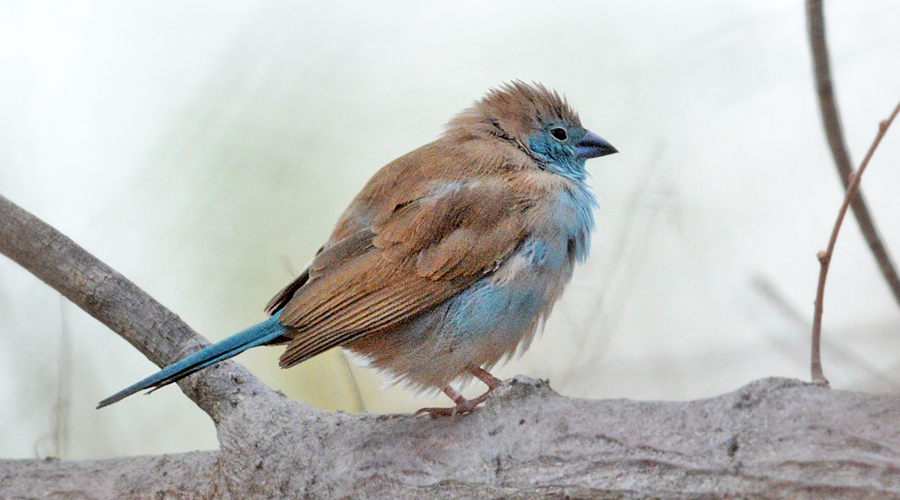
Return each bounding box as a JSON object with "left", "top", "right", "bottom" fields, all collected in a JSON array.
[{"left": 575, "top": 131, "right": 617, "bottom": 160}]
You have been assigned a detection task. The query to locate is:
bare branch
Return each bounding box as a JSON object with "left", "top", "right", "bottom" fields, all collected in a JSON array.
[
  {"left": 806, "top": 0, "right": 900, "bottom": 308},
  {"left": 811, "top": 101, "right": 900, "bottom": 384},
  {"left": 0, "top": 194, "right": 273, "bottom": 420}
]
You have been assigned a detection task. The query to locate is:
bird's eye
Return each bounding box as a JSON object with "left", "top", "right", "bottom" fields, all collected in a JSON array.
[{"left": 550, "top": 127, "right": 568, "bottom": 141}]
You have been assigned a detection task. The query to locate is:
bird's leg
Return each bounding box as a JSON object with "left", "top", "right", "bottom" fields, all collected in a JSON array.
[
  {"left": 468, "top": 365, "right": 502, "bottom": 389},
  {"left": 414, "top": 365, "right": 503, "bottom": 418},
  {"left": 449, "top": 365, "right": 502, "bottom": 410}
]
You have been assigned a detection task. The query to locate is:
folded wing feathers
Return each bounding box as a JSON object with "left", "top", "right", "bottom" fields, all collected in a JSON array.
[{"left": 275, "top": 174, "right": 537, "bottom": 368}]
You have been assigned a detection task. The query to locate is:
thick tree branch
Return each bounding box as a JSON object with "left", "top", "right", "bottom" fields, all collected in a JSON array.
[
  {"left": 806, "top": 0, "right": 900, "bottom": 308},
  {"left": 2, "top": 377, "right": 900, "bottom": 498},
  {"left": 0, "top": 194, "right": 276, "bottom": 421}
]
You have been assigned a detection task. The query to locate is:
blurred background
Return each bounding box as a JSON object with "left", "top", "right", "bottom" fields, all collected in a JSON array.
[{"left": 1, "top": 0, "right": 899, "bottom": 460}]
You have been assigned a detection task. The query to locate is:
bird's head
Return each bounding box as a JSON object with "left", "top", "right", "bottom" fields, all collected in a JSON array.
[{"left": 446, "top": 81, "right": 617, "bottom": 180}]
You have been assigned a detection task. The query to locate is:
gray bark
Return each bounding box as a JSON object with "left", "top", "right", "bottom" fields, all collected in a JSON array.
[{"left": 2, "top": 193, "right": 899, "bottom": 499}]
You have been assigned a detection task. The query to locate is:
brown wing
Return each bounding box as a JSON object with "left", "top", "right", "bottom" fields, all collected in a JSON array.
[
  {"left": 265, "top": 229, "right": 377, "bottom": 316},
  {"left": 275, "top": 174, "right": 531, "bottom": 368},
  {"left": 266, "top": 269, "right": 310, "bottom": 316}
]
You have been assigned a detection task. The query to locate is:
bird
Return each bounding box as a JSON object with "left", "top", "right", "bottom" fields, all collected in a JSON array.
[{"left": 97, "top": 82, "right": 617, "bottom": 416}]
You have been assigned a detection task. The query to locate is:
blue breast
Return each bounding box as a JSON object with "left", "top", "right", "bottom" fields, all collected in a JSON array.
[{"left": 554, "top": 181, "right": 597, "bottom": 264}]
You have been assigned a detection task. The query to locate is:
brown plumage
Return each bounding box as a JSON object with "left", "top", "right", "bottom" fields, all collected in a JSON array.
[{"left": 98, "top": 82, "right": 616, "bottom": 415}]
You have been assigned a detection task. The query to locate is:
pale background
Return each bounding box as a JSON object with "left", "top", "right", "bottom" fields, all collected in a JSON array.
[{"left": 1, "top": 0, "right": 898, "bottom": 459}]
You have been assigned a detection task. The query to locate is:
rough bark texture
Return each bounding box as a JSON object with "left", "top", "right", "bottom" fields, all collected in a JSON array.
[
  {"left": 2, "top": 195, "right": 900, "bottom": 499},
  {"left": 2, "top": 377, "right": 900, "bottom": 499}
]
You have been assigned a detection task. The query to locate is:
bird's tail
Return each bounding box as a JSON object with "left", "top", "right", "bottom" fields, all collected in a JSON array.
[{"left": 97, "top": 315, "right": 286, "bottom": 408}]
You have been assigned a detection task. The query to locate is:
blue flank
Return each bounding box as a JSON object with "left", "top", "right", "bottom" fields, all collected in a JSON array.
[{"left": 97, "top": 314, "right": 286, "bottom": 408}]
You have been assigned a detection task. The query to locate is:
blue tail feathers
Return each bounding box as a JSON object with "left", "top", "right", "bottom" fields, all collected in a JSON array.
[{"left": 97, "top": 315, "right": 287, "bottom": 408}]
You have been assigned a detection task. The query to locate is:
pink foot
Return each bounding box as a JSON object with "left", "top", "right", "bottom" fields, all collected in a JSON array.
[{"left": 415, "top": 366, "right": 503, "bottom": 418}]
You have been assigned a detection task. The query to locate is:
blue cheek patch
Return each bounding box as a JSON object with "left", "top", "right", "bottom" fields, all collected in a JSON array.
[{"left": 529, "top": 135, "right": 588, "bottom": 182}]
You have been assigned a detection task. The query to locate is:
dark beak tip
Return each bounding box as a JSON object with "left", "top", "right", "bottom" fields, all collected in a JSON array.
[{"left": 575, "top": 131, "right": 617, "bottom": 160}]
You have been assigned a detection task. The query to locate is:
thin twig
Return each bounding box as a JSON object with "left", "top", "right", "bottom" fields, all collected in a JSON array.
[
  {"left": 752, "top": 276, "right": 900, "bottom": 391},
  {"left": 807, "top": 0, "right": 900, "bottom": 308},
  {"left": 811, "top": 100, "right": 900, "bottom": 384},
  {"left": 337, "top": 351, "right": 368, "bottom": 413},
  {"left": 53, "top": 296, "right": 72, "bottom": 458}
]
